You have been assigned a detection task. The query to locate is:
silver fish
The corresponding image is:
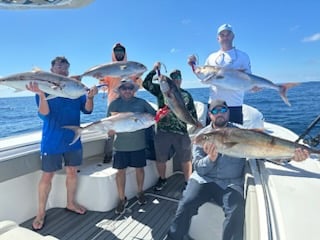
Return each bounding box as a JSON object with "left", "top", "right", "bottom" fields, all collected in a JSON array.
[
  {"left": 194, "top": 127, "right": 320, "bottom": 160},
  {"left": 159, "top": 75, "right": 202, "bottom": 127},
  {"left": 0, "top": 70, "right": 90, "bottom": 99},
  {"left": 80, "top": 61, "right": 147, "bottom": 79},
  {"left": 63, "top": 112, "right": 155, "bottom": 145},
  {"left": 188, "top": 56, "right": 297, "bottom": 106}
]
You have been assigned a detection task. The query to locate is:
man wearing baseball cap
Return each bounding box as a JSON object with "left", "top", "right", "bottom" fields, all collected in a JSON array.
[
  {"left": 165, "top": 99, "right": 309, "bottom": 240},
  {"left": 203, "top": 23, "right": 252, "bottom": 125},
  {"left": 98, "top": 43, "right": 143, "bottom": 164}
]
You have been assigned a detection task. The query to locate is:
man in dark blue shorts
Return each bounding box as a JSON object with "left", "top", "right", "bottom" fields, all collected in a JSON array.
[
  {"left": 107, "top": 79, "right": 156, "bottom": 214},
  {"left": 27, "top": 56, "right": 98, "bottom": 230}
]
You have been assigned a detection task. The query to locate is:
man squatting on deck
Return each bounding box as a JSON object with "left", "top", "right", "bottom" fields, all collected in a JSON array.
[{"left": 165, "top": 99, "right": 309, "bottom": 240}]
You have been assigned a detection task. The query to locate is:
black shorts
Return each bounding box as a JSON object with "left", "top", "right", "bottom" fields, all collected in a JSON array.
[{"left": 113, "top": 149, "right": 146, "bottom": 169}]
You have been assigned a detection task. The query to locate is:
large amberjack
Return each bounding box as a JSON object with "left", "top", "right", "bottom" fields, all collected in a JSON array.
[
  {"left": 80, "top": 61, "right": 147, "bottom": 79},
  {"left": 188, "top": 55, "right": 297, "bottom": 106},
  {"left": 0, "top": 70, "right": 90, "bottom": 99},
  {"left": 63, "top": 112, "right": 156, "bottom": 145},
  {"left": 194, "top": 127, "right": 320, "bottom": 160},
  {"left": 159, "top": 74, "right": 202, "bottom": 127}
]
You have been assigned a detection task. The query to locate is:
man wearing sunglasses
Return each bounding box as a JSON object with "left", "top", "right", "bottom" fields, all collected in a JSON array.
[
  {"left": 166, "top": 99, "right": 309, "bottom": 240},
  {"left": 98, "top": 43, "right": 143, "bottom": 164},
  {"left": 107, "top": 79, "right": 156, "bottom": 214},
  {"left": 204, "top": 23, "right": 251, "bottom": 125}
]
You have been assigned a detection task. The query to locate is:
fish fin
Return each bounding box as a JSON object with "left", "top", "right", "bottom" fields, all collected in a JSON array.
[
  {"left": 202, "top": 74, "right": 214, "bottom": 82},
  {"left": 13, "top": 88, "right": 25, "bottom": 93},
  {"left": 45, "top": 95, "right": 57, "bottom": 100},
  {"left": 224, "top": 142, "right": 238, "bottom": 149},
  {"left": 70, "top": 75, "right": 82, "bottom": 81},
  {"left": 120, "top": 65, "right": 128, "bottom": 70},
  {"left": 50, "top": 85, "right": 59, "bottom": 90},
  {"left": 265, "top": 158, "right": 291, "bottom": 165},
  {"left": 62, "top": 125, "right": 83, "bottom": 145},
  {"left": 32, "top": 67, "right": 42, "bottom": 72},
  {"left": 278, "top": 83, "right": 299, "bottom": 106}
]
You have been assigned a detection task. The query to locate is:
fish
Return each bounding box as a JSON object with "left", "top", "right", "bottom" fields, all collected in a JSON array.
[
  {"left": 0, "top": 70, "right": 91, "bottom": 99},
  {"left": 193, "top": 127, "right": 320, "bottom": 160},
  {"left": 159, "top": 75, "right": 202, "bottom": 127},
  {"left": 63, "top": 112, "right": 156, "bottom": 145},
  {"left": 80, "top": 61, "right": 147, "bottom": 79},
  {"left": 187, "top": 55, "right": 298, "bottom": 106}
]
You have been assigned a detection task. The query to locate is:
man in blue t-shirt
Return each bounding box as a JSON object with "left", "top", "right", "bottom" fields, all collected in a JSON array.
[{"left": 26, "top": 56, "right": 98, "bottom": 231}]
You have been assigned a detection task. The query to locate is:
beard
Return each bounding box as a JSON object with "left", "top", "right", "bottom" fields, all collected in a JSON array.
[{"left": 214, "top": 116, "right": 228, "bottom": 128}]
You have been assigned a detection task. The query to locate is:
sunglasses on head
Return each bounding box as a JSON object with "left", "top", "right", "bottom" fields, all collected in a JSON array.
[
  {"left": 120, "top": 85, "right": 134, "bottom": 91},
  {"left": 210, "top": 107, "right": 228, "bottom": 115}
]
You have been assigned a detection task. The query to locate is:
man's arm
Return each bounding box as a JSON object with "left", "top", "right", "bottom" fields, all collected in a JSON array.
[
  {"left": 84, "top": 86, "right": 98, "bottom": 112},
  {"left": 26, "top": 82, "right": 49, "bottom": 115}
]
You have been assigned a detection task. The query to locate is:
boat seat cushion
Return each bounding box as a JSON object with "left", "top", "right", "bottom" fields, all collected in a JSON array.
[{"left": 0, "top": 220, "right": 58, "bottom": 240}]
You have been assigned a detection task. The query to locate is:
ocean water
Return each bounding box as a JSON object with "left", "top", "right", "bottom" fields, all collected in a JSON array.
[{"left": 1, "top": 81, "right": 320, "bottom": 146}]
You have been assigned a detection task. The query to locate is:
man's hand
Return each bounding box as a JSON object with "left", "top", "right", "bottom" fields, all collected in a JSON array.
[
  {"left": 26, "top": 81, "right": 45, "bottom": 97},
  {"left": 87, "top": 85, "right": 98, "bottom": 99},
  {"left": 108, "top": 129, "right": 116, "bottom": 137},
  {"left": 153, "top": 62, "right": 161, "bottom": 71},
  {"left": 292, "top": 148, "right": 309, "bottom": 162},
  {"left": 203, "top": 142, "right": 219, "bottom": 162}
]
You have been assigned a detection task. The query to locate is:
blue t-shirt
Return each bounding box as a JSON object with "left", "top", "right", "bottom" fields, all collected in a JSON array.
[{"left": 36, "top": 95, "right": 91, "bottom": 154}]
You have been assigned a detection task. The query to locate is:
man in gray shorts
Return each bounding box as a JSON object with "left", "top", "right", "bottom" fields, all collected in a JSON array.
[{"left": 143, "top": 63, "right": 198, "bottom": 191}]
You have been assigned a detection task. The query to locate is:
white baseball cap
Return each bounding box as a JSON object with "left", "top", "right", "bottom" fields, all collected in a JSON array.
[{"left": 217, "top": 24, "right": 233, "bottom": 35}]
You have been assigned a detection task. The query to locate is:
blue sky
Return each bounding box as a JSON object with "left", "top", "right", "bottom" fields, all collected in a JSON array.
[{"left": 0, "top": 0, "right": 320, "bottom": 98}]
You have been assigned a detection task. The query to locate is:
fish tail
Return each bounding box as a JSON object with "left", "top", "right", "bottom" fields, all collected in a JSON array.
[
  {"left": 62, "top": 125, "right": 83, "bottom": 145},
  {"left": 70, "top": 75, "right": 83, "bottom": 81},
  {"left": 279, "top": 83, "right": 299, "bottom": 106}
]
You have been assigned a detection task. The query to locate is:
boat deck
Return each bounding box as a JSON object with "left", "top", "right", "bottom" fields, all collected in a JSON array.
[{"left": 21, "top": 173, "right": 185, "bottom": 240}]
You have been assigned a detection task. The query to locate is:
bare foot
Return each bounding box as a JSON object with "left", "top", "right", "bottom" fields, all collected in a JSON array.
[
  {"left": 65, "top": 203, "right": 87, "bottom": 215},
  {"left": 32, "top": 215, "right": 46, "bottom": 231}
]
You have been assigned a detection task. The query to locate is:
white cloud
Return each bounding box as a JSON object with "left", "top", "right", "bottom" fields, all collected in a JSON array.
[
  {"left": 302, "top": 33, "right": 320, "bottom": 42},
  {"left": 170, "top": 48, "right": 180, "bottom": 53}
]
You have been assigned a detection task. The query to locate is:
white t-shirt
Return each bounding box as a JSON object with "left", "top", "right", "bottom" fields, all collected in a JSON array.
[{"left": 204, "top": 48, "right": 251, "bottom": 106}]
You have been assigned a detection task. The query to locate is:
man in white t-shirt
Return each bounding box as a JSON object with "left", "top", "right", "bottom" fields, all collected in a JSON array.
[{"left": 204, "top": 23, "right": 251, "bottom": 124}]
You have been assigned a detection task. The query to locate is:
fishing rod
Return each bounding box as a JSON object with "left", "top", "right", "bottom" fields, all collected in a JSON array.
[{"left": 295, "top": 114, "right": 320, "bottom": 146}]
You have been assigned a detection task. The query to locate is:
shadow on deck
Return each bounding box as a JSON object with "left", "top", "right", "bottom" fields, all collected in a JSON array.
[{"left": 21, "top": 173, "right": 185, "bottom": 240}]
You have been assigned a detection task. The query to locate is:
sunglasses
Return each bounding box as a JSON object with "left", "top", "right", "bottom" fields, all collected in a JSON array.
[
  {"left": 114, "top": 46, "right": 125, "bottom": 54},
  {"left": 120, "top": 86, "right": 134, "bottom": 91},
  {"left": 171, "top": 72, "right": 181, "bottom": 80},
  {"left": 210, "top": 107, "right": 228, "bottom": 115}
]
